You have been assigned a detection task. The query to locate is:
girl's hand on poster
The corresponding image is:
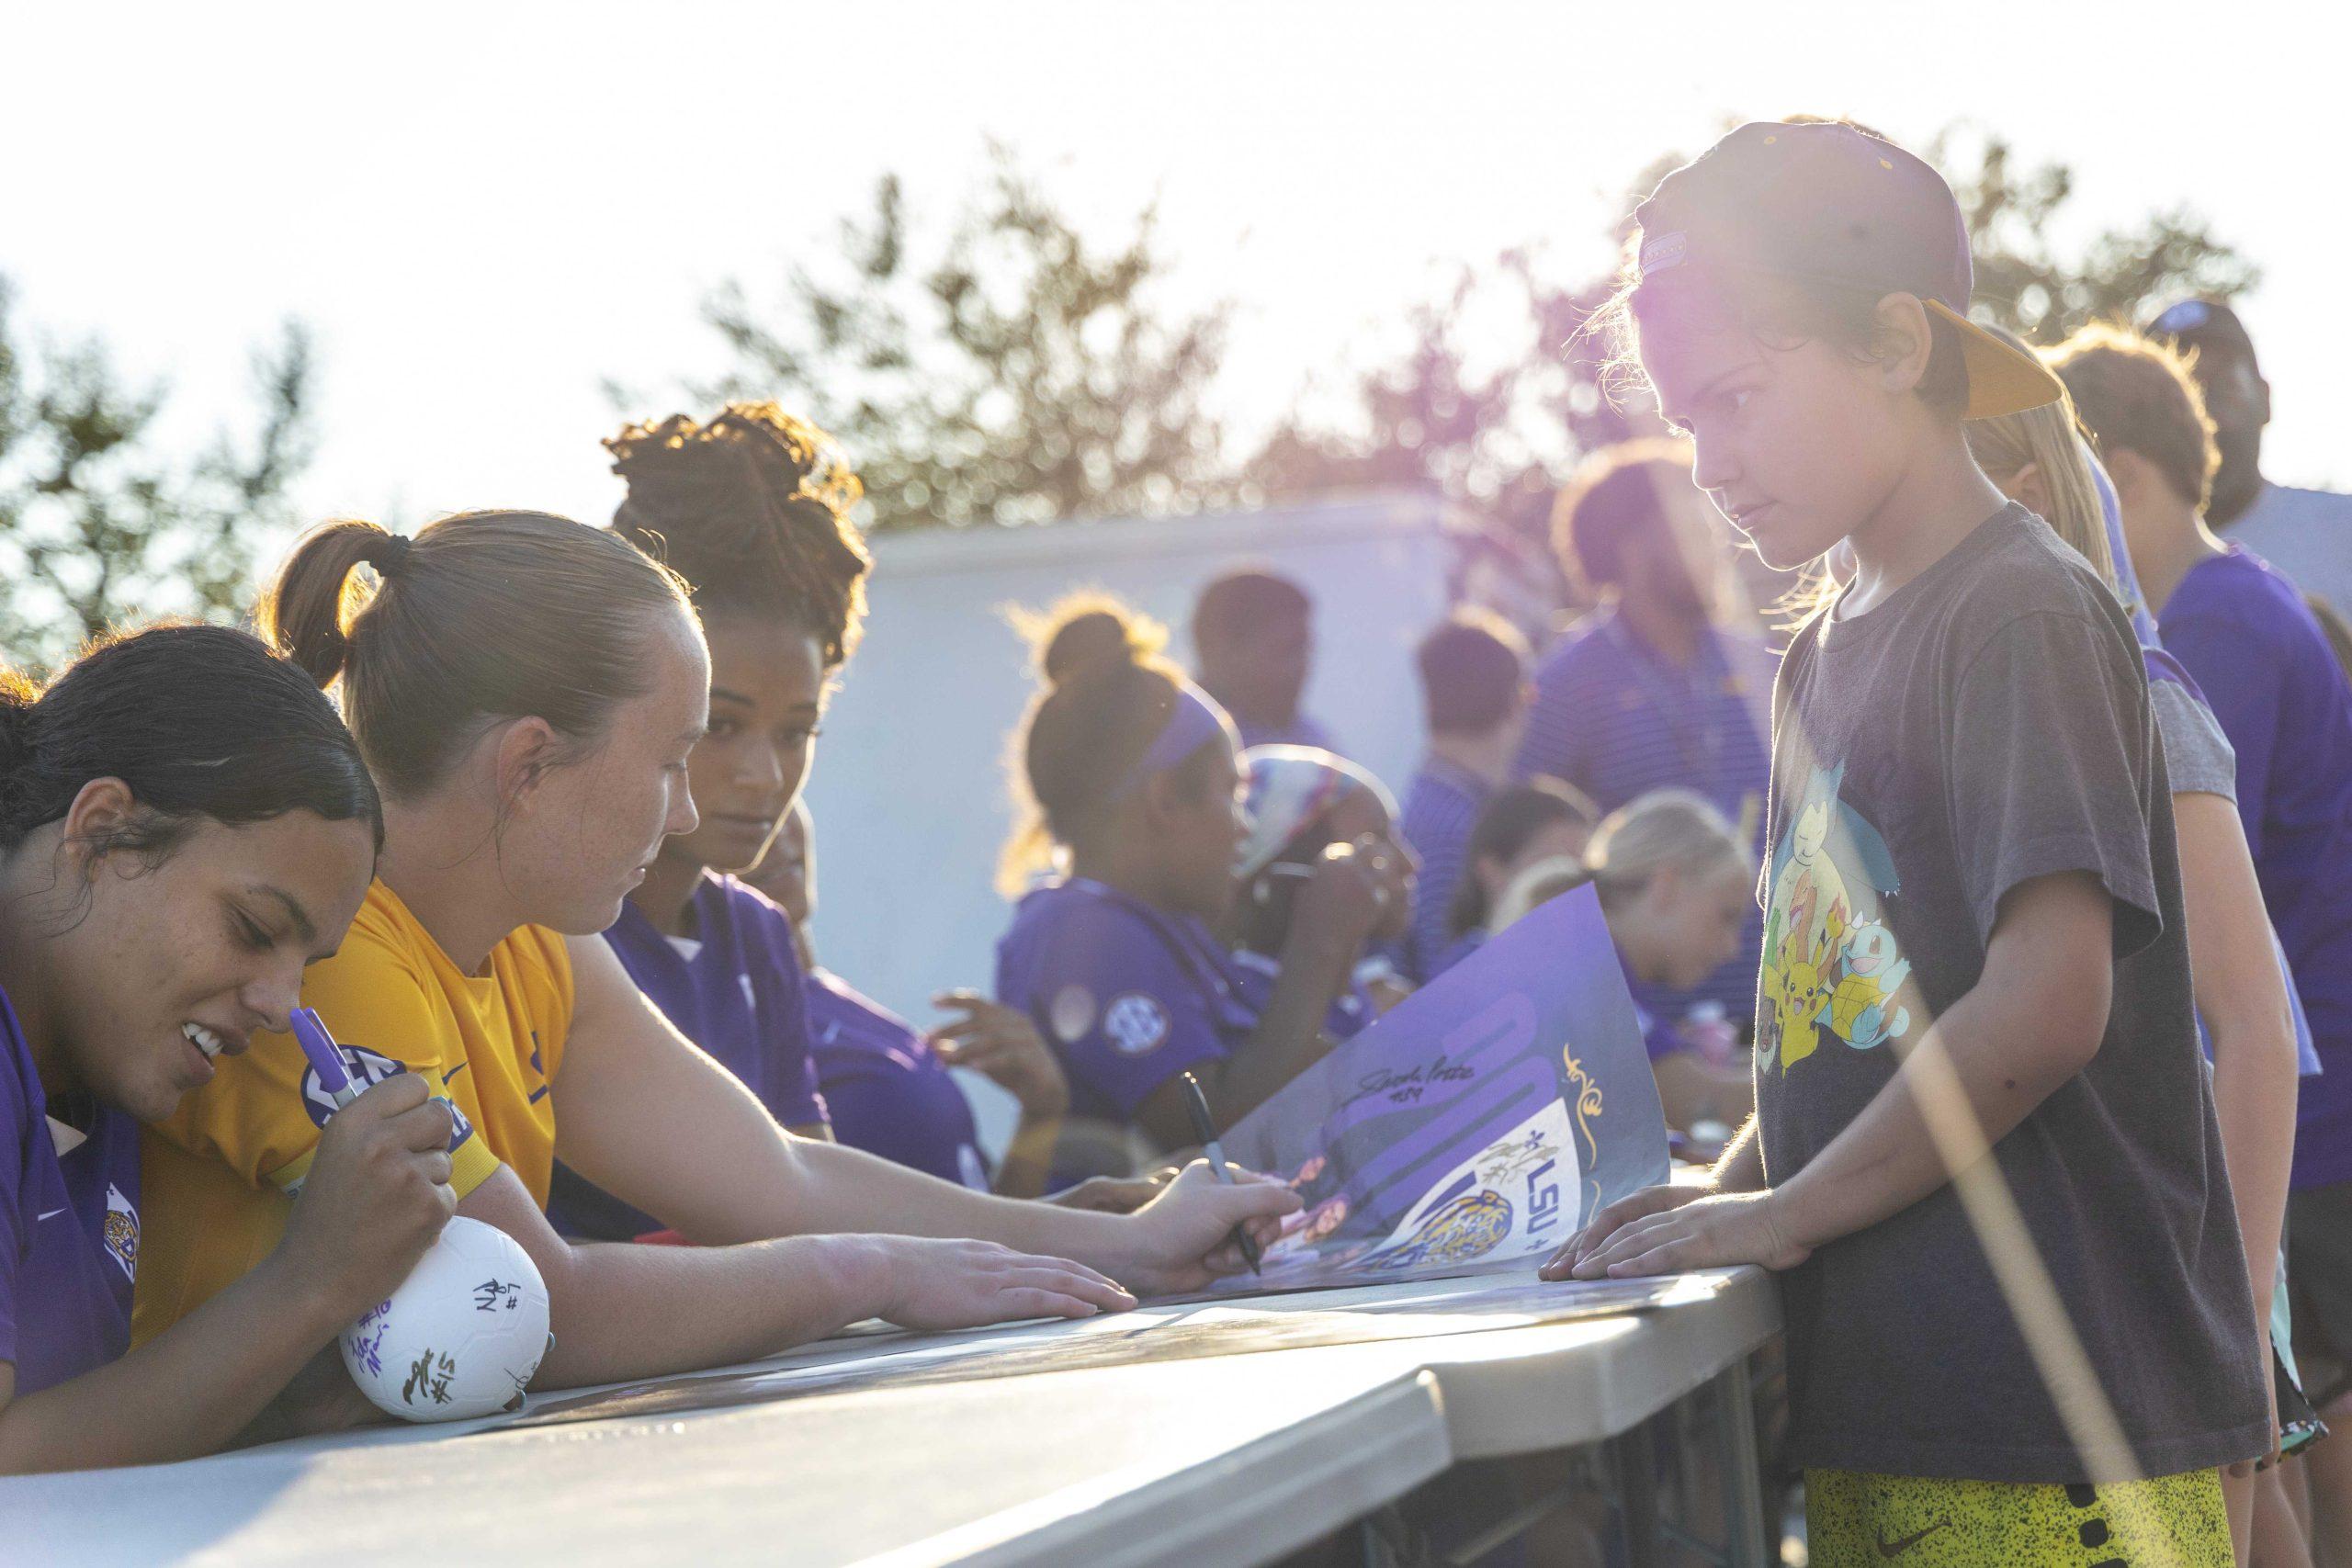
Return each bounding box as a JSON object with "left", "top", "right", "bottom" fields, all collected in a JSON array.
[
  {"left": 1114, "top": 1160, "right": 1303, "bottom": 1293},
  {"left": 928, "top": 992, "right": 1071, "bottom": 1123},
  {"left": 1551, "top": 1189, "right": 1810, "bottom": 1280},
  {"left": 1046, "top": 1167, "right": 1177, "bottom": 1213},
  {"left": 1540, "top": 1181, "right": 1704, "bottom": 1280}
]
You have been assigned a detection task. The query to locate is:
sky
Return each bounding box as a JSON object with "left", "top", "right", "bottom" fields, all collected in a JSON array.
[{"left": 6, "top": 0, "right": 2343, "bottom": 563}]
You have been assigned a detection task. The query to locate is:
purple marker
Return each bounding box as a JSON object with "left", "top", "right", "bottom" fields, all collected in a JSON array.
[{"left": 290, "top": 1006, "right": 359, "bottom": 1111}]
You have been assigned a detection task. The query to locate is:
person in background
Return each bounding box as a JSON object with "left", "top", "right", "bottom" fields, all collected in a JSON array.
[
  {"left": 543, "top": 404, "right": 1064, "bottom": 1225},
  {"left": 535, "top": 404, "right": 860, "bottom": 1239},
  {"left": 1514, "top": 440, "right": 1771, "bottom": 1049},
  {"left": 996, "top": 597, "right": 1407, "bottom": 1147},
  {"left": 1189, "top": 568, "right": 1341, "bottom": 753},
  {"left": 2147, "top": 299, "right": 2352, "bottom": 619},
  {"left": 1226, "top": 745, "right": 1415, "bottom": 1031},
  {"left": 2055, "top": 327, "right": 2352, "bottom": 1563},
  {"left": 1399, "top": 611, "right": 1531, "bottom": 983},
  {"left": 1967, "top": 356, "right": 2312, "bottom": 1560},
  {"left": 758, "top": 799, "right": 1069, "bottom": 1199},
  {"left": 0, "top": 626, "right": 450, "bottom": 1472},
  {"left": 1435, "top": 779, "right": 1598, "bottom": 978},
  {"left": 1481, "top": 789, "right": 1754, "bottom": 1143}
]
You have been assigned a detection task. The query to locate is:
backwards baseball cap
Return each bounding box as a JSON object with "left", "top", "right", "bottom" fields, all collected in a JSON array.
[
  {"left": 2145, "top": 297, "right": 2260, "bottom": 369},
  {"left": 1632, "top": 120, "right": 2064, "bottom": 420}
]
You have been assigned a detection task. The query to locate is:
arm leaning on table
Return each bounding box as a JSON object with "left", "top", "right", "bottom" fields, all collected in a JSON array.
[
  {"left": 1544, "top": 872, "right": 2111, "bottom": 1281},
  {"left": 481, "top": 935, "right": 1296, "bottom": 1388}
]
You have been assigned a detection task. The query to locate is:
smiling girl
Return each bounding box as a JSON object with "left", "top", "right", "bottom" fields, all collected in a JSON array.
[{"left": 2, "top": 626, "right": 449, "bottom": 1472}]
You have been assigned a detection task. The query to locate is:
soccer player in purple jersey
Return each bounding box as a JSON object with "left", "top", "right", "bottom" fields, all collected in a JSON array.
[
  {"left": 2057, "top": 330, "right": 2352, "bottom": 1560},
  {"left": 0, "top": 626, "right": 449, "bottom": 1472},
  {"left": 997, "top": 598, "right": 1408, "bottom": 1151}
]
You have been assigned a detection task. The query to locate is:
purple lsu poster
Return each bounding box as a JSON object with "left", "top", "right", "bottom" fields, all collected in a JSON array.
[{"left": 1215, "top": 885, "right": 1670, "bottom": 1292}]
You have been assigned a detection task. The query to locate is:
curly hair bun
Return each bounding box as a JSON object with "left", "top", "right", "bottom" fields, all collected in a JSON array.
[
  {"left": 1023, "top": 595, "right": 1169, "bottom": 688},
  {"left": 606, "top": 402, "right": 872, "bottom": 668}
]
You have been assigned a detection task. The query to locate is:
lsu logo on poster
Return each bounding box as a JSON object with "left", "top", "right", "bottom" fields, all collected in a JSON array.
[{"left": 1359, "top": 1188, "right": 1514, "bottom": 1273}]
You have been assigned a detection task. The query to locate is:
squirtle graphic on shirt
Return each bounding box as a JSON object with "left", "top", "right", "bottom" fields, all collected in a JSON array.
[{"left": 1762, "top": 763, "right": 1913, "bottom": 1073}]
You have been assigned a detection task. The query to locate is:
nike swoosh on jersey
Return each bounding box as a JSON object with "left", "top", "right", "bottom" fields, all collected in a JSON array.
[
  {"left": 1877, "top": 1519, "right": 1952, "bottom": 1558},
  {"left": 36, "top": 1207, "right": 67, "bottom": 1222}
]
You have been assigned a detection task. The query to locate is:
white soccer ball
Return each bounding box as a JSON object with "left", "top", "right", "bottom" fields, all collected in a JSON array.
[{"left": 340, "top": 1216, "right": 551, "bottom": 1422}]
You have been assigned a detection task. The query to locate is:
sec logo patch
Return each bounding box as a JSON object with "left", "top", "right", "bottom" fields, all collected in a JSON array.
[{"left": 1103, "top": 993, "right": 1170, "bottom": 1055}]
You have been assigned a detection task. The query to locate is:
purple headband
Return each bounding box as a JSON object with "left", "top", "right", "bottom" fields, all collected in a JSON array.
[{"left": 1111, "top": 682, "right": 1228, "bottom": 800}]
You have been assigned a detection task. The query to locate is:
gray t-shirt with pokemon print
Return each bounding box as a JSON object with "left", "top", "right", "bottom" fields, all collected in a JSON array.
[{"left": 1754, "top": 504, "right": 2265, "bottom": 1484}]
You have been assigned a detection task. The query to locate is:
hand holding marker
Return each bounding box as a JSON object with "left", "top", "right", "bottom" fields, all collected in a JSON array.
[
  {"left": 1181, "top": 1071, "right": 1263, "bottom": 1275},
  {"left": 290, "top": 1007, "right": 552, "bottom": 1421}
]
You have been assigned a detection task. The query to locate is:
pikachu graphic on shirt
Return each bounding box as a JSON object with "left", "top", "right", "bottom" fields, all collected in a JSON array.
[
  {"left": 1762, "top": 764, "right": 1913, "bottom": 1075},
  {"left": 1765, "top": 923, "right": 1835, "bottom": 1070}
]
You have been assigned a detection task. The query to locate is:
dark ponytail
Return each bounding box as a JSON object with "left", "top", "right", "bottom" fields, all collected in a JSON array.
[
  {"left": 259, "top": 512, "right": 693, "bottom": 799},
  {"left": 1000, "top": 595, "right": 1202, "bottom": 896},
  {"left": 0, "top": 624, "right": 382, "bottom": 863},
  {"left": 1446, "top": 778, "right": 1597, "bottom": 940},
  {"left": 607, "top": 404, "right": 872, "bottom": 668}
]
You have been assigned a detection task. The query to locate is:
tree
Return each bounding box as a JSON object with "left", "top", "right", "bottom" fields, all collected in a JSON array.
[
  {"left": 1934, "top": 124, "right": 2259, "bottom": 341},
  {"left": 694, "top": 150, "right": 1234, "bottom": 534},
  {"left": 1247, "top": 126, "right": 2257, "bottom": 543},
  {"left": 0, "top": 277, "right": 316, "bottom": 673}
]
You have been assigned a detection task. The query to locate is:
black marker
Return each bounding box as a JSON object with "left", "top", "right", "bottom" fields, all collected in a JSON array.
[{"left": 1180, "top": 1070, "right": 1261, "bottom": 1275}]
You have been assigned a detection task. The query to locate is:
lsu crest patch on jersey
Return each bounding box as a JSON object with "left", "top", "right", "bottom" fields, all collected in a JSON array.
[
  {"left": 1102, "top": 992, "right": 1170, "bottom": 1056},
  {"left": 102, "top": 1182, "right": 139, "bottom": 1281}
]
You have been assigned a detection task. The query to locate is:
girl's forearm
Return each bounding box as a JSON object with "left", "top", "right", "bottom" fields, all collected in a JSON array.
[
  {"left": 2209, "top": 1021, "right": 2297, "bottom": 1325},
  {"left": 0, "top": 1251, "right": 343, "bottom": 1474},
  {"left": 533, "top": 1229, "right": 894, "bottom": 1387}
]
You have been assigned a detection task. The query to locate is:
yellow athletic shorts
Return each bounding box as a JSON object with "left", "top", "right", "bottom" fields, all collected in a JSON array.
[{"left": 1804, "top": 1466, "right": 2230, "bottom": 1566}]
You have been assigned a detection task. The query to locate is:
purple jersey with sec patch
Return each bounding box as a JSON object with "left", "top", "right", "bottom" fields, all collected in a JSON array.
[
  {"left": 996, "top": 879, "right": 1262, "bottom": 1124},
  {"left": 2, "top": 982, "right": 141, "bottom": 1395},
  {"left": 546, "top": 873, "right": 826, "bottom": 1240},
  {"left": 808, "top": 968, "right": 989, "bottom": 1190}
]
